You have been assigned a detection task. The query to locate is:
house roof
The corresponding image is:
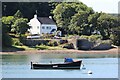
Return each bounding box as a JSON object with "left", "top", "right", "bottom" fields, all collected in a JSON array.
[{"left": 37, "top": 17, "right": 56, "bottom": 24}]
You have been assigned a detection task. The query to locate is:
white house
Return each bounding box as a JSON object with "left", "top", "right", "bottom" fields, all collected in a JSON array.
[{"left": 28, "top": 14, "right": 58, "bottom": 36}]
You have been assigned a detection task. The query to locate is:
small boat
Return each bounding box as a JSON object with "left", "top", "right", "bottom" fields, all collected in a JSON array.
[{"left": 31, "top": 58, "right": 82, "bottom": 70}]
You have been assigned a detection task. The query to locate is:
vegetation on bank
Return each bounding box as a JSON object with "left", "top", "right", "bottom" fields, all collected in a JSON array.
[{"left": 2, "top": 2, "right": 120, "bottom": 51}]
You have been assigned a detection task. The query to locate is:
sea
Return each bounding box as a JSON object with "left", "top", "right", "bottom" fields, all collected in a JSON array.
[{"left": 1, "top": 53, "right": 118, "bottom": 78}]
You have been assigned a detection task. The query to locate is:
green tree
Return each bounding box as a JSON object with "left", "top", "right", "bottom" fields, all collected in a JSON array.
[
  {"left": 88, "top": 12, "right": 101, "bottom": 35},
  {"left": 53, "top": 2, "right": 94, "bottom": 35},
  {"left": 2, "top": 16, "right": 14, "bottom": 32},
  {"left": 69, "top": 11, "right": 90, "bottom": 35},
  {"left": 96, "top": 13, "right": 118, "bottom": 39},
  {"left": 2, "top": 23, "right": 13, "bottom": 47},
  {"left": 14, "top": 10, "right": 23, "bottom": 18},
  {"left": 11, "top": 18, "right": 29, "bottom": 35}
]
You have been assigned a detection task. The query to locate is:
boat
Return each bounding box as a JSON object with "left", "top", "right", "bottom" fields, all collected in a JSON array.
[{"left": 31, "top": 59, "right": 82, "bottom": 69}]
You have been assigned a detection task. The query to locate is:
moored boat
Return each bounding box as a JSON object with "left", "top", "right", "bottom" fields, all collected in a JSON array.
[{"left": 31, "top": 58, "right": 82, "bottom": 69}]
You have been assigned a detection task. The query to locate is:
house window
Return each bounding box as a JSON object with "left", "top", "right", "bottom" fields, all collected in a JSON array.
[
  {"left": 46, "top": 26, "right": 49, "bottom": 29},
  {"left": 37, "top": 26, "right": 39, "bottom": 29},
  {"left": 42, "top": 26, "right": 45, "bottom": 29},
  {"left": 46, "top": 26, "right": 51, "bottom": 29}
]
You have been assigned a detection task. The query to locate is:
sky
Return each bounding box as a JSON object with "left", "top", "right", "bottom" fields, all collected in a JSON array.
[{"left": 80, "top": 0, "right": 119, "bottom": 14}]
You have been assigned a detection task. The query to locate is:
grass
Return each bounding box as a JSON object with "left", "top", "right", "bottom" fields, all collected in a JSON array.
[
  {"left": 2, "top": 46, "right": 25, "bottom": 52},
  {"left": 35, "top": 45, "right": 66, "bottom": 50},
  {"left": 11, "top": 45, "right": 66, "bottom": 51},
  {"left": 14, "top": 45, "right": 36, "bottom": 50}
]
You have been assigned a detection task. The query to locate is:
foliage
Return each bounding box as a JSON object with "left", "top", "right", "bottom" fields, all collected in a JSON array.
[
  {"left": 2, "top": 2, "right": 120, "bottom": 46},
  {"left": 11, "top": 18, "right": 29, "bottom": 34},
  {"left": 80, "top": 35, "right": 102, "bottom": 42},
  {"left": 42, "top": 33, "right": 55, "bottom": 39},
  {"left": 88, "top": 35, "right": 102, "bottom": 42},
  {"left": 53, "top": 2, "right": 94, "bottom": 35},
  {"left": 59, "top": 39, "right": 68, "bottom": 44},
  {"left": 79, "top": 35, "right": 89, "bottom": 40},
  {"left": 110, "top": 26, "right": 120, "bottom": 46},
  {"left": 63, "top": 43, "right": 74, "bottom": 49},
  {"left": 100, "top": 40, "right": 112, "bottom": 45},
  {"left": 14, "top": 10, "right": 23, "bottom": 18},
  {"left": 35, "top": 45, "right": 64, "bottom": 50},
  {"left": 12, "top": 38, "right": 23, "bottom": 46},
  {"left": 48, "top": 40, "right": 58, "bottom": 46},
  {"left": 96, "top": 13, "right": 118, "bottom": 39},
  {"left": 2, "top": 23, "right": 13, "bottom": 47},
  {"left": 2, "top": 16, "right": 14, "bottom": 32},
  {"left": 2, "top": 2, "right": 53, "bottom": 19}
]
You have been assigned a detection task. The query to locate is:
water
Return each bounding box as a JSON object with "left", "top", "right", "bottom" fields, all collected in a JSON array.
[{"left": 1, "top": 53, "right": 118, "bottom": 78}]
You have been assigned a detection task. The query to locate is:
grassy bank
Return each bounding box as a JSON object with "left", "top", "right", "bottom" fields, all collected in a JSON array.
[{"left": 2, "top": 45, "right": 66, "bottom": 52}]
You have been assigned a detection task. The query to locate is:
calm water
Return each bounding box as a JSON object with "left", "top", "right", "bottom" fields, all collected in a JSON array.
[{"left": 1, "top": 53, "right": 118, "bottom": 78}]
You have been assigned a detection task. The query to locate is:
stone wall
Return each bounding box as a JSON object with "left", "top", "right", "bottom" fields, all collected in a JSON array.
[
  {"left": 77, "top": 39, "right": 94, "bottom": 50},
  {"left": 22, "top": 39, "right": 50, "bottom": 46},
  {"left": 77, "top": 39, "right": 112, "bottom": 50}
]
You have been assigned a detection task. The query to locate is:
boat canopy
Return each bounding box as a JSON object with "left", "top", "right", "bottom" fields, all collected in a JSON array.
[{"left": 64, "top": 58, "right": 73, "bottom": 62}]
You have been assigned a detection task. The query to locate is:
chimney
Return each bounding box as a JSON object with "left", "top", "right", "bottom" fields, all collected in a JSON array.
[
  {"left": 34, "top": 14, "right": 37, "bottom": 18},
  {"left": 34, "top": 10, "right": 37, "bottom": 18}
]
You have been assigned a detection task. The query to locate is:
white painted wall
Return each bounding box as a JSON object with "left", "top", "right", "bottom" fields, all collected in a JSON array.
[
  {"left": 28, "top": 14, "right": 57, "bottom": 35},
  {"left": 28, "top": 16, "right": 41, "bottom": 34},
  {"left": 41, "top": 24, "right": 57, "bottom": 34}
]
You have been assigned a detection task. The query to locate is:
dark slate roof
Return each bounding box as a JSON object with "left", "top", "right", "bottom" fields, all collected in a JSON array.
[{"left": 37, "top": 17, "right": 56, "bottom": 24}]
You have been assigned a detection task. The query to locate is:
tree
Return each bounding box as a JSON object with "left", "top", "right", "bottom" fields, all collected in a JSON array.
[
  {"left": 96, "top": 13, "right": 118, "bottom": 39},
  {"left": 14, "top": 10, "right": 23, "bottom": 18},
  {"left": 53, "top": 2, "right": 94, "bottom": 35},
  {"left": 69, "top": 11, "right": 90, "bottom": 35},
  {"left": 88, "top": 12, "right": 101, "bottom": 35},
  {"left": 11, "top": 18, "right": 29, "bottom": 35},
  {"left": 2, "top": 16, "right": 14, "bottom": 32},
  {"left": 2, "top": 23, "right": 13, "bottom": 47},
  {"left": 2, "top": 2, "right": 53, "bottom": 19}
]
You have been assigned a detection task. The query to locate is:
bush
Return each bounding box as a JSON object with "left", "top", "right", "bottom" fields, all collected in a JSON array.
[
  {"left": 88, "top": 35, "right": 102, "bottom": 42},
  {"left": 63, "top": 43, "right": 74, "bottom": 49},
  {"left": 2, "top": 33, "right": 13, "bottom": 47},
  {"left": 110, "top": 33, "right": 120, "bottom": 46},
  {"left": 59, "top": 40, "right": 68, "bottom": 44},
  {"left": 80, "top": 35, "right": 102, "bottom": 42},
  {"left": 42, "top": 33, "right": 55, "bottom": 39},
  {"left": 12, "top": 38, "right": 23, "bottom": 46},
  {"left": 79, "top": 35, "right": 89, "bottom": 40},
  {"left": 48, "top": 41, "right": 58, "bottom": 46},
  {"left": 101, "top": 40, "right": 112, "bottom": 45}
]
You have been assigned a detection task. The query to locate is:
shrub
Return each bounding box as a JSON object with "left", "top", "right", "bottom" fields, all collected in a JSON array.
[
  {"left": 36, "top": 45, "right": 49, "bottom": 50},
  {"left": 110, "top": 33, "right": 120, "bottom": 46},
  {"left": 79, "top": 35, "right": 89, "bottom": 40},
  {"left": 48, "top": 40, "right": 58, "bottom": 46},
  {"left": 88, "top": 35, "right": 102, "bottom": 42},
  {"left": 2, "top": 33, "right": 13, "bottom": 47},
  {"left": 80, "top": 35, "right": 102, "bottom": 42},
  {"left": 63, "top": 43, "right": 74, "bottom": 49},
  {"left": 59, "top": 40, "right": 68, "bottom": 44},
  {"left": 42, "top": 33, "right": 55, "bottom": 39},
  {"left": 101, "top": 40, "right": 112, "bottom": 45},
  {"left": 12, "top": 38, "right": 23, "bottom": 46}
]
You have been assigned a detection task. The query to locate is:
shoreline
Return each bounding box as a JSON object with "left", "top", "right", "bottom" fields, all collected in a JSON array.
[{"left": 0, "top": 47, "right": 118, "bottom": 54}]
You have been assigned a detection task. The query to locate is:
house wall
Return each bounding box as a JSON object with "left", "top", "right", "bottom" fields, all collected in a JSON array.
[
  {"left": 28, "top": 18, "right": 41, "bottom": 34},
  {"left": 41, "top": 24, "right": 57, "bottom": 34}
]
